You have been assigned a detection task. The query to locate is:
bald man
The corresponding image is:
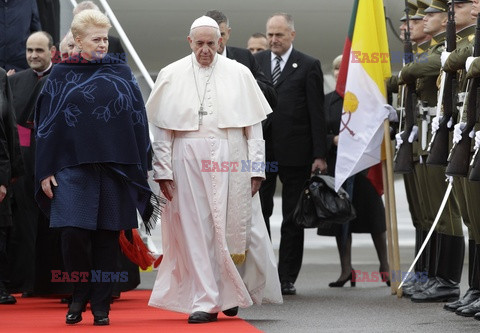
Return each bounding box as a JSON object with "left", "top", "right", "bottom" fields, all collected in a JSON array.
[{"left": 6, "top": 31, "right": 56, "bottom": 297}]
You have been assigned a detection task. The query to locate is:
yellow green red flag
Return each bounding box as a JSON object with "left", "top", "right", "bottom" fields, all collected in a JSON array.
[{"left": 334, "top": 0, "right": 392, "bottom": 192}]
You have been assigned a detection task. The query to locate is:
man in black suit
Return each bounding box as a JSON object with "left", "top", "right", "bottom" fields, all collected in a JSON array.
[
  {"left": 7, "top": 32, "right": 56, "bottom": 297},
  {"left": 205, "top": 10, "right": 276, "bottom": 109},
  {"left": 254, "top": 13, "right": 327, "bottom": 295},
  {"left": 0, "top": 68, "right": 24, "bottom": 304},
  {"left": 36, "top": 0, "right": 60, "bottom": 46}
]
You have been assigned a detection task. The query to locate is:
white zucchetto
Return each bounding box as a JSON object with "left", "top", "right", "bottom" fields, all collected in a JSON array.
[{"left": 190, "top": 16, "right": 219, "bottom": 31}]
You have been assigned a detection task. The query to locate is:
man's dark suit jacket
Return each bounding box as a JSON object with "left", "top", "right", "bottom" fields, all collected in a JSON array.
[
  {"left": 226, "top": 46, "right": 276, "bottom": 108},
  {"left": 254, "top": 49, "right": 326, "bottom": 166},
  {"left": 0, "top": 68, "right": 23, "bottom": 226}
]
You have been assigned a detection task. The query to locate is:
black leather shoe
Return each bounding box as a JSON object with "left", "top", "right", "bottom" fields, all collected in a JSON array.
[
  {"left": 188, "top": 311, "right": 218, "bottom": 324},
  {"left": 222, "top": 306, "right": 239, "bottom": 317},
  {"left": 411, "top": 278, "right": 460, "bottom": 303},
  {"left": 444, "top": 288, "right": 480, "bottom": 312},
  {"left": 0, "top": 291, "right": 16, "bottom": 304},
  {"left": 403, "top": 278, "right": 435, "bottom": 297},
  {"left": 66, "top": 302, "right": 87, "bottom": 324},
  {"left": 281, "top": 282, "right": 296, "bottom": 295},
  {"left": 93, "top": 311, "right": 110, "bottom": 326},
  {"left": 456, "top": 298, "right": 480, "bottom": 317},
  {"left": 474, "top": 311, "right": 480, "bottom": 321}
]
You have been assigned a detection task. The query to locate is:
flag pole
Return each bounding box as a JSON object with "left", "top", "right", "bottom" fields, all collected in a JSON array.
[
  {"left": 382, "top": 155, "right": 395, "bottom": 295},
  {"left": 383, "top": 118, "right": 402, "bottom": 295}
]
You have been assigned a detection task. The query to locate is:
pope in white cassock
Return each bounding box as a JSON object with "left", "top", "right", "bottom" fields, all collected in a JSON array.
[{"left": 146, "top": 16, "right": 283, "bottom": 324}]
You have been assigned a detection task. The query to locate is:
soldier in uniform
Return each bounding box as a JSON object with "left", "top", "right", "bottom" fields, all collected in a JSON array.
[
  {"left": 398, "top": 0, "right": 464, "bottom": 302},
  {"left": 442, "top": 0, "right": 480, "bottom": 318},
  {"left": 387, "top": 0, "right": 432, "bottom": 295}
]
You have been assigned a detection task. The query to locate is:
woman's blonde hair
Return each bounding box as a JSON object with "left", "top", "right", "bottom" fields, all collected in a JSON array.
[
  {"left": 332, "top": 54, "right": 343, "bottom": 71},
  {"left": 71, "top": 9, "right": 111, "bottom": 39}
]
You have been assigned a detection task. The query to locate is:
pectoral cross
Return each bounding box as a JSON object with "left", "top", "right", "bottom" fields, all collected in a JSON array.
[{"left": 198, "top": 106, "right": 208, "bottom": 125}]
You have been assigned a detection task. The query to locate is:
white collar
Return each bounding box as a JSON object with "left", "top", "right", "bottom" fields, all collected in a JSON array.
[
  {"left": 34, "top": 62, "right": 52, "bottom": 76},
  {"left": 271, "top": 44, "right": 293, "bottom": 63},
  {"left": 191, "top": 52, "right": 218, "bottom": 69},
  {"left": 220, "top": 47, "right": 227, "bottom": 57}
]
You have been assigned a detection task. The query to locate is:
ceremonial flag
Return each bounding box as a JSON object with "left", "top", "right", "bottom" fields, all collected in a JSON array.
[{"left": 334, "top": 0, "right": 392, "bottom": 192}]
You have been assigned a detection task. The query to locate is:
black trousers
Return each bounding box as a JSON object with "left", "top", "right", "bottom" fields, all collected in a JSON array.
[
  {"left": 0, "top": 227, "right": 9, "bottom": 290},
  {"left": 61, "top": 227, "right": 119, "bottom": 313},
  {"left": 8, "top": 177, "right": 39, "bottom": 293},
  {"left": 259, "top": 165, "right": 311, "bottom": 284}
]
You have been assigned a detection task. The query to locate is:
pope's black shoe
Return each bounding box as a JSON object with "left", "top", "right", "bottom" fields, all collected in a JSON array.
[
  {"left": 93, "top": 311, "right": 110, "bottom": 326},
  {"left": 444, "top": 288, "right": 480, "bottom": 312},
  {"left": 188, "top": 311, "right": 218, "bottom": 324},
  {"left": 222, "top": 306, "right": 239, "bottom": 317},
  {"left": 0, "top": 290, "right": 16, "bottom": 304},
  {"left": 474, "top": 311, "right": 480, "bottom": 321},
  {"left": 281, "top": 281, "right": 296, "bottom": 295},
  {"left": 411, "top": 277, "right": 460, "bottom": 303},
  {"left": 455, "top": 298, "right": 480, "bottom": 317}
]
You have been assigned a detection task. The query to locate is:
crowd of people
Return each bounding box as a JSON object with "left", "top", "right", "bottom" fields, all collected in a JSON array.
[{"left": 2, "top": 0, "right": 480, "bottom": 328}]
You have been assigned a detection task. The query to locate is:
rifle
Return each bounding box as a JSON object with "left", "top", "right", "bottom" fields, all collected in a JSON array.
[
  {"left": 446, "top": 15, "right": 480, "bottom": 177},
  {"left": 394, "top": 1, "right": 415, "bottom": 174},
  {"left": 426, "top": 0, "right": 457, "bottom": 166}
]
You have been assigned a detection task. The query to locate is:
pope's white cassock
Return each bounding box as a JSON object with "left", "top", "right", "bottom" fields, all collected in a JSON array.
[{"left": 146, "top": 51, "right": 283, "bottom": 314}]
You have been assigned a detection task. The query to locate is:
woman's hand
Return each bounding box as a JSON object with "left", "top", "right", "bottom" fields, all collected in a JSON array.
[
  {"left": 157, "top": 179, "right": 175, "bottom": 201},
  {"left": 41, "top": 175, "right": 58, "bottom": 199}
]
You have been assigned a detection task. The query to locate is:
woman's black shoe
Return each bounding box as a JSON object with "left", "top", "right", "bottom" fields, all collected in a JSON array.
[
  {"left": 329, "top": 272, "right": 356, "bottom": 287},
  {"left": 93, "top": 311, "right": 110, "bottom": 326},
  {"left": 65, "top": 302, "right": 87, "bottom": 324}
]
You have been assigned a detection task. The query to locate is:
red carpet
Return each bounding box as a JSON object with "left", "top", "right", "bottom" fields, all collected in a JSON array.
[{"left": 2, "top": 290, "right": 262, "bottom": 332}]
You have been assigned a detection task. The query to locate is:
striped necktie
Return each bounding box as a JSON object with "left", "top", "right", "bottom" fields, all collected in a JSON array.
[{"left": 272, "top": 55, "right": 282, "bottom": 85}]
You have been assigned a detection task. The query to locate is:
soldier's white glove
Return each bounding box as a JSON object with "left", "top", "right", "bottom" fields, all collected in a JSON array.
[
  {"left": 475, "top": 131, "right": 480, "bottom": 150},
  {"left": 395, "top": 132, "right": 403, "bottom": 150},
  {"left": 453, "top": 122, "right": 465, "bottom": 144},
  {"left": 445, "top": 175, "right": 453, "bottom": 184},
  {"left": 431, "top": 116, "right": 453, "bottom": 134},
  {"left": 441, "top": 51, "right": 451, "bottom": 67},
  {"left": 384, "top": 104, "right": 398, "bottom": 122},
  {"left": 453, "top": 122, "right": 475, "bottom": 144},
  {"left": 431, "top": 116, "right": 440, "bottom": 134},
  {"left": 409, "top": 125, "right": 418, "bottom": 143},
  {"left": 396, "top": 126, "right": 418, "bottom": 149},
  {"left": 466, "top": 56, "right": 476, "bottom": 73}
]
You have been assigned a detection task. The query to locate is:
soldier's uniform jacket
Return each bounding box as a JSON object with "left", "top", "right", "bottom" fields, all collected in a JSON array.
[
  {"left": 443, "top": 25, "right": 476, "bottom": 92},
  {"left": 387, "top": 38, "right": 431, "bottom": 161},
  {"left": 400, "top": 31, "right": 446, "bottom": 156},
  {"left": 443, "top": 25, "right": 476, "bottom": 125}
]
